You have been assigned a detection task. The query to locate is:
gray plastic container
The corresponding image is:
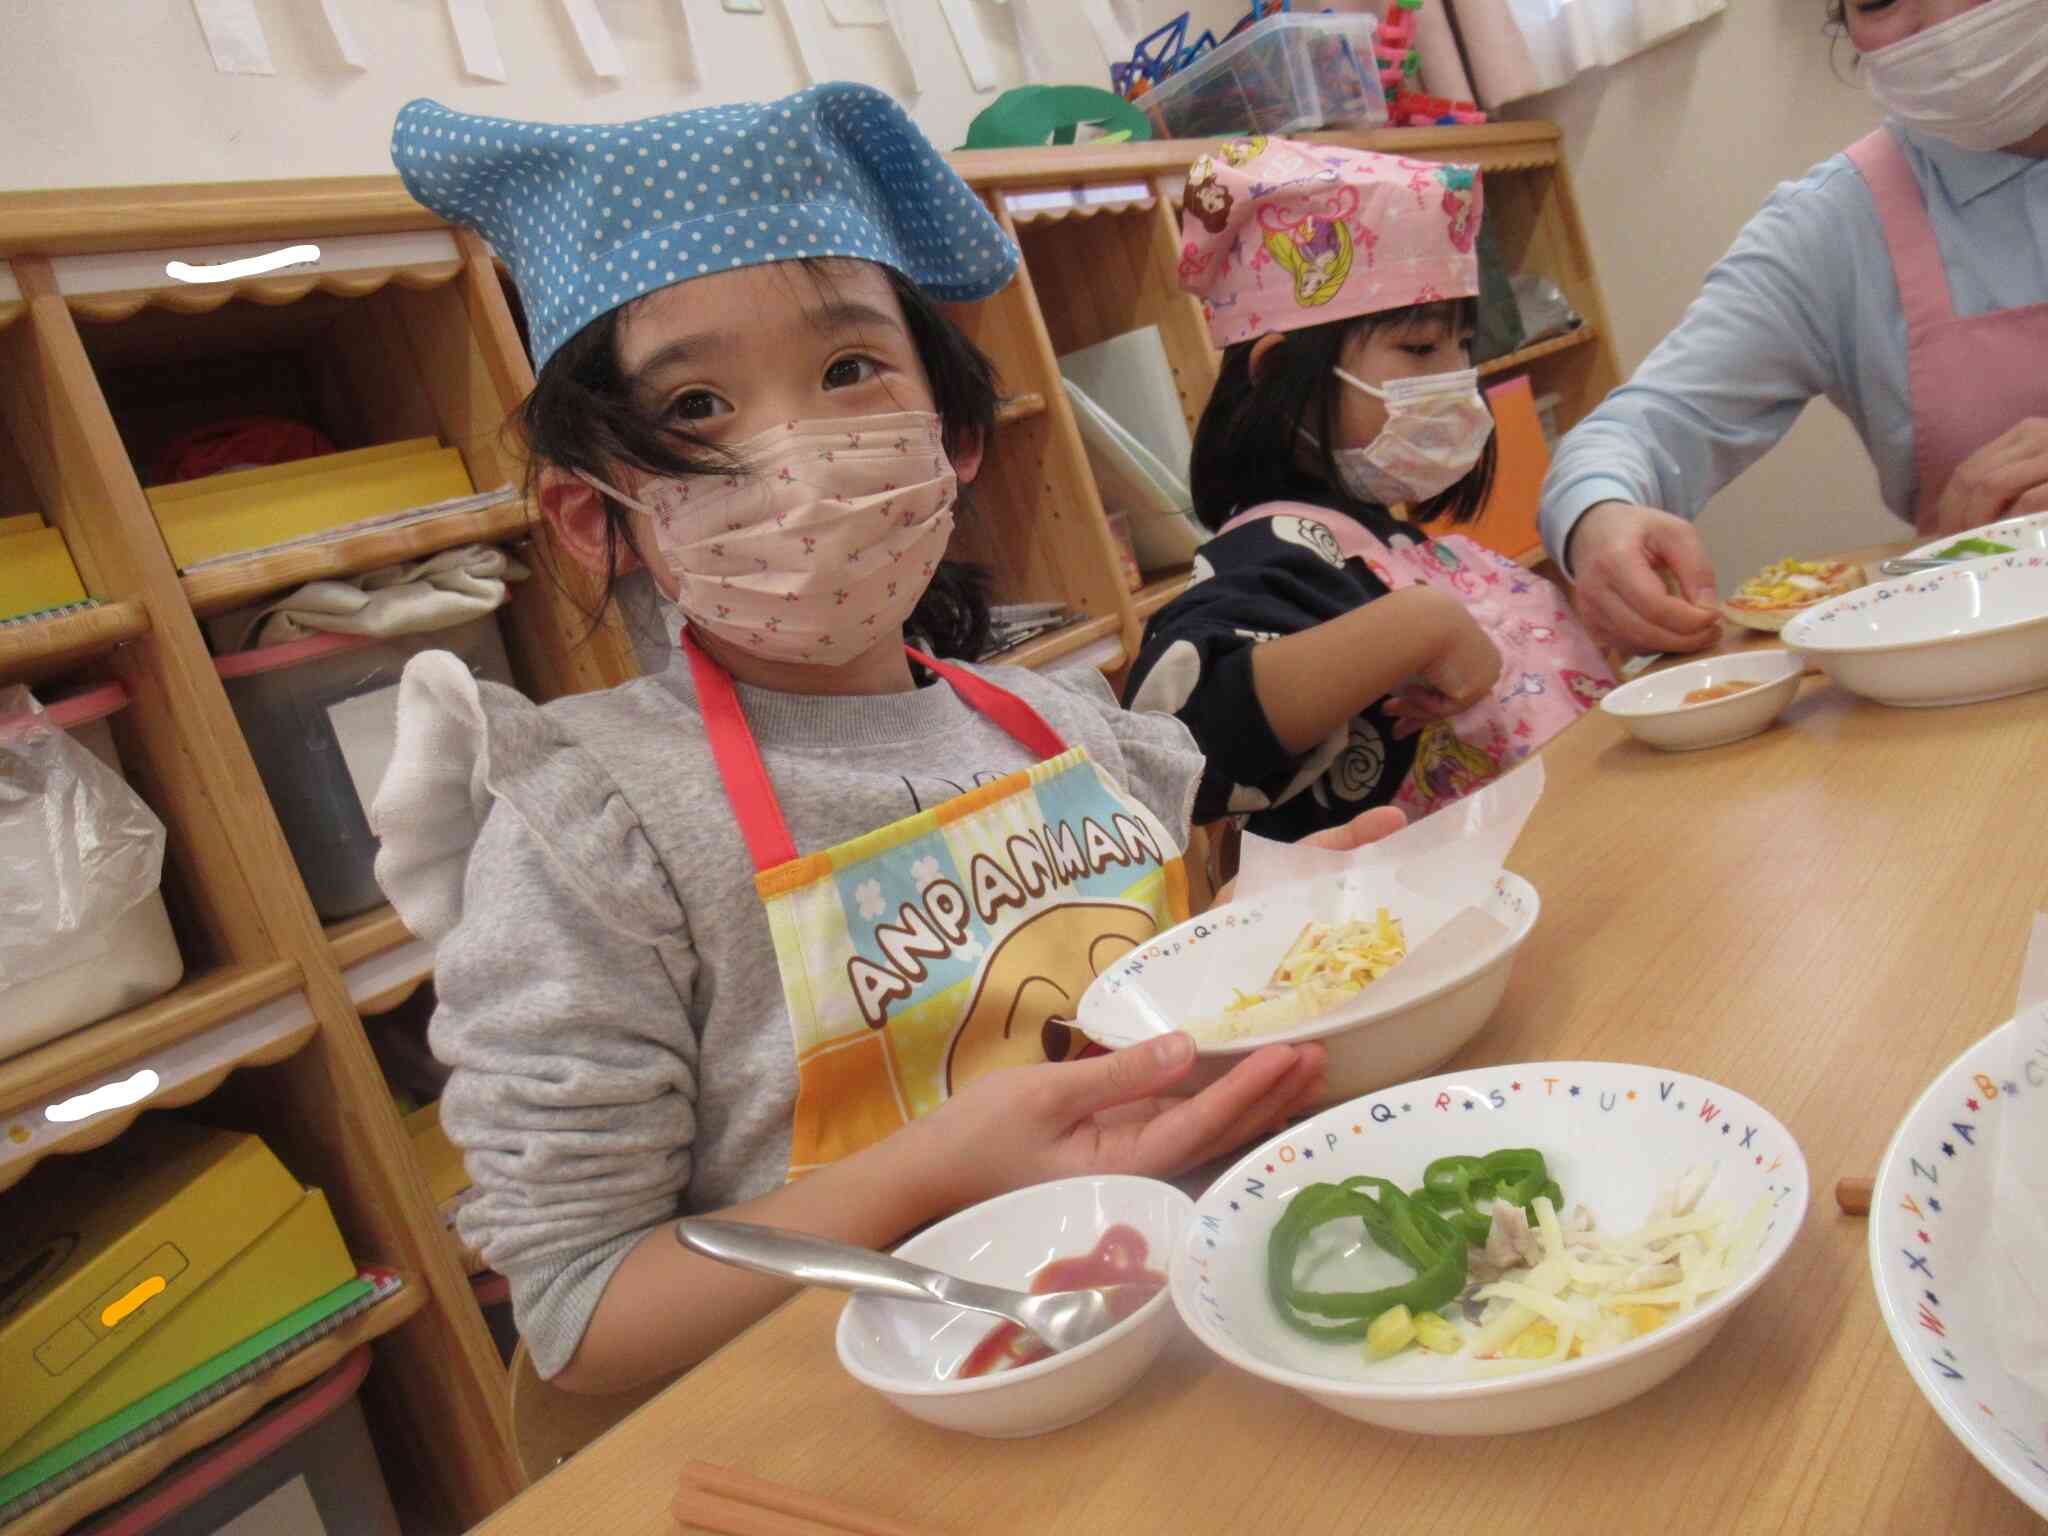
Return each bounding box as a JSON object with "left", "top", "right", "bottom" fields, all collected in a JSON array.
[
  {"left": 77, "top": 1346, "right": 400, "bottom": 1536},
  {"left": 1139, "top": 12, "right": 1388, "bottom": 141},
  {"left": 216, "top": 615, "right": 515, "bottom": 921}
]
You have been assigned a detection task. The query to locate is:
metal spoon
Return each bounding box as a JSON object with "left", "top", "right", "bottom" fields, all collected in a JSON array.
[
  {"left": 1877, "top": 556, "right": 1964, "bottom": 576},
  {"left": 675, "top": 1217, "right": 1136, "bottom": 1355}
]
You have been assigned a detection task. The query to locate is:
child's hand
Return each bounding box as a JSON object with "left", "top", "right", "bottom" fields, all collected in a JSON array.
[
  {"left": 923, "top": 1035, "right": 1327, "bottom": 1212},
  {"left": 1383, "top": 605, "right": 1501, "bottom": 738}
]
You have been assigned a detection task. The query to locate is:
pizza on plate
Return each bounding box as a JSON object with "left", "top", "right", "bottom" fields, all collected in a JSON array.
[{"left": 1723, "top": 558, "right": 1864, "bottom": 631}]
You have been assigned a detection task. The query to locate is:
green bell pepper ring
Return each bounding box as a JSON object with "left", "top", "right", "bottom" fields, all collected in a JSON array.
[
  {"left": 1411, "top": 1149, "right": 1560, "bottom": 1245},
  {"left": 1267, "top": 1176, "right": 1469, "bottom": 1340}
]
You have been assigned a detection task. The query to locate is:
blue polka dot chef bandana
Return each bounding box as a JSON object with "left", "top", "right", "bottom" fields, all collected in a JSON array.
[{"left": 391, "top": 83, "right": 1019, "bottom": 373}]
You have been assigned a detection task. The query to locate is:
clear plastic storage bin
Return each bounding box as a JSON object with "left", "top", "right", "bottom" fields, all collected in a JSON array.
[
  {"left": 1138, "top": 12, "right": 1387, "bottom": 142},
  {"left": 1, "top": 685, "right": 184, "bottom": 1062},
  {"left": 215, "top": 615, "right": 516, "bottom": 922},
  {"left": 77, "top": 1347, "right": 401, "bottom": 1536}
]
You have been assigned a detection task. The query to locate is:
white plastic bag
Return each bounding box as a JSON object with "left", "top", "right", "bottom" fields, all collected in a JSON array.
[{"left": 0, "top": 686, "right": 167, "bottom": 987}]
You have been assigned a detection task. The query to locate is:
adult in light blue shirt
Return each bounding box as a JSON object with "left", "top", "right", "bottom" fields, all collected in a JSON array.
[{"left": 1542, "top": 0, "right": 2048, "bottom": 654}]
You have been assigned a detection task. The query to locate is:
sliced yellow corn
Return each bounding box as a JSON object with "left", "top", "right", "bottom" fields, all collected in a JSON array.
[
  {"left": 1413, "top": 1310, "right": 1464, "bottom": 1355},
  {"left": 1365, "top": 1305, "right": 1417, "bottom": 1362}
]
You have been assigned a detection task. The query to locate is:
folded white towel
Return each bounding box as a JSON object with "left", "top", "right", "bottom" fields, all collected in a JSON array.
[{"left": 233, "top": 544, "right": 528, "bottom": 649}]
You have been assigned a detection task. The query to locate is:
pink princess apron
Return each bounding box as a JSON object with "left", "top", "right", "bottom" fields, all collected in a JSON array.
[
  {"left": 1220, "top": 503, "right": 1614, "bottom": 818},
  {"left": 685, "top": 633, "right": 1192, "bottom": 1177},
  {"left": 1846, "top": 128, "right": 2048, "bottom": 529}
]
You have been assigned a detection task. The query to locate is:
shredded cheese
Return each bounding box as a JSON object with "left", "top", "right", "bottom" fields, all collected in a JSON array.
[{"left": 1192, "top": 909, "right": 1408, "bottom": 1043}]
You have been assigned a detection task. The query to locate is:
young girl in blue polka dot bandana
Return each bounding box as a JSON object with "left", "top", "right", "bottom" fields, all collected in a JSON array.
[{"left": 375, "top": 84, "right": 1403, "bottom": 1392}]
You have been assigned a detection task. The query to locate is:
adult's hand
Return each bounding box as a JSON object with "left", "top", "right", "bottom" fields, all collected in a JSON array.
[
  {"left": 1927, "top": 418, "right": 2048, "bottom": 537},
  {"left": 1564, "top": 501, "right": 1723, "bottom": 655}
]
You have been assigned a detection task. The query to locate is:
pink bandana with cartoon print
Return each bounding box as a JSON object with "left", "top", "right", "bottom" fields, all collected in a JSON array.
[{"left": 1178, "top": 136, "right": 1482, "bottom": 350}]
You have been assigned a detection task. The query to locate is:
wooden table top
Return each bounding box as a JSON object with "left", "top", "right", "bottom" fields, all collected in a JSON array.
[{"left": 478, "top": 539, "right": 2048, "bottom": 1536}]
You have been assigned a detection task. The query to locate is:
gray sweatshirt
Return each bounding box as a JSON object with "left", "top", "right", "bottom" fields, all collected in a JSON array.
[{"left": 372, "top": 651, "right": 1202, "bottom": 1377}]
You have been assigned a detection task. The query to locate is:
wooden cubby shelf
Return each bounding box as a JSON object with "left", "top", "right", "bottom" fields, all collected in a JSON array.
[
  {"left": 183, "top": 496, "right": 538, "bottom": 618},
  {"left": 7, "top": 1273, "right": 427, "bottom": 1536},
  {"left": 1480, "top": 324, "right": 1599, "bottom": 379},
  {"left": 0, "top": 117, "right": 1622, "bottom": 1532},
  {"left": 0, "top": 961, "right": 314, "bottom": 1195},
  {"left": 327, "top": 905, "right": 434, "bottom": 1016},
  {"left": 1134, "top": 565, "right": 1196, "bottom": 621},
  {"left": 0, "top": 598, "right": 149, "bottom": 683},
  {"left": 994, "top": 391, "right": 1045, "bottom": 423}
]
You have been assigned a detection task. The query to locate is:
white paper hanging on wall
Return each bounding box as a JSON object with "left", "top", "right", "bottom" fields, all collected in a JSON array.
[
  {"left": 672, "top": 0, "right": 702, "bottom": 78},
  {"left": 190, "top": 0, "right": 275, "bottom": 75},
  {"left": 447, "top": 0, "right": 510, "bottom": 81},
  {"left": 562, "top": 0, "right": 626, "bottom": 76},
  {"left": 881, "top": 0, "right": 924, "bottom": 96},
  {"left": 1010, "top": 0, "right": 1054, "bottom": 83},
  {"left": 780, "top": 0, "right": 832, "bottom": 84},
  {"left": 318, "top": 0, "right": 369, "bottom": 68},
  {"left": 935, "top": 0, "right": 998, "bottom": 91},
  {"left": 1078, "top": 0, "right": 1131, "bottom": 65}
]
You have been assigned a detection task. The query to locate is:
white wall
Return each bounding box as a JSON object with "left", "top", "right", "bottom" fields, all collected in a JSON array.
[
  {"left": 1507, "top": 0, "right": 1903, "bottom": 589},
  {"left": 2, "top": 0, "right": 1902, "bottom": 586},
  {"left": 0, "top": 0, "right": 1240, "bottom": 187}
]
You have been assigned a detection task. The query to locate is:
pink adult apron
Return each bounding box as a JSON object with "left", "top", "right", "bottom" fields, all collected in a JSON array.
[
  {"left": 1220, "top": 503, "right": 1613, "bottom": 818},
  {"left": 1846, "top": 128, "right": 2048, "bottom": 530},
  {"left": 685, "top": 633, "right": 1192, "bottom": 1176}
]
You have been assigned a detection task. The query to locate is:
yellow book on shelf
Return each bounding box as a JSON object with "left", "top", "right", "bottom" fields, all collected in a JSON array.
[
  {"left": 145, "top": 437, "right": 439, "bottom": 506},
  {"left": 0, "top": 512, "right": 46, "bottom": 538},
  {"left": 0, "top": 1187, "right": 356, "bottom": 1476},
  {"left": 0, "top": 526, "right": 89, "bottom": 620},
  {"left": 153, "top": 445, "right": 475, "bottom": 568},
  {"left": 0, "top": 1121, "right": 305, "bottom": 1458},
  {"left": 405, "top": 1101, "right": 474, "bottom": 1211}
]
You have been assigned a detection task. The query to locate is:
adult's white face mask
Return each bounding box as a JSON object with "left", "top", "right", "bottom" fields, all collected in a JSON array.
[{"left": 1863, "top": 0, "right": 2048, "bottom": 154}]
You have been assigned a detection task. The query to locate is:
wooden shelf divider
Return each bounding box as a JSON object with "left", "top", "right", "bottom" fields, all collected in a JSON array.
[
  {"left": 181, "top": 496, "right": 538, "bottom": 618},
  {"left": 0, "top": 598, "right": 149, "bottom": 682},
  {"left": 1479, "top": 324, "right": 1598, "bottom": 379}
]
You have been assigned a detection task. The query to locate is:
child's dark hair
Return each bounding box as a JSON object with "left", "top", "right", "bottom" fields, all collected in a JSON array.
[
  {"left": 1188, "top": 299, "right": 1496, "bottom": 534},
  {"left": 519, "top": 259, "right": 998, "bottom": 659}
]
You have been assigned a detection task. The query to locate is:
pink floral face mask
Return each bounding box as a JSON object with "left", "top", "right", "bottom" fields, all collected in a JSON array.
[{"left": 581, "top": 411, "right": 956, "bottom": 664}]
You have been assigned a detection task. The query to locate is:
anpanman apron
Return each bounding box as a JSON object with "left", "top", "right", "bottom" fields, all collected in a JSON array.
[
  {"left": 1222, "top": 503, "right": 1613, "bottom": 817},
  {"left": 1845, "top": 128, "right": 2048, "bottom": 530},
  {"left": 686, "top": 634, "right": 1192, "bottom": 1177}
]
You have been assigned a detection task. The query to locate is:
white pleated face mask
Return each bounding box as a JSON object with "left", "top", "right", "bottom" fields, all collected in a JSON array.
[
  {"left": 1863, "top": 0, "right": 2048, "bottom": 153},
  {"left": 1329, "top": 367, "right": 1494, "bottom": 506}
]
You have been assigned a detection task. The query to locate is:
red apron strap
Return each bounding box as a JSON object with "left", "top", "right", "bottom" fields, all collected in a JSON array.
[
  {"left": 687, "top": 634, "right": 1072, "bottom": 874},
  {"left": 1845, "top": 127, "right": 1958, "bottom": 334},
  {"left": 683, "top": 630, "right": 800, "bottom": 872},
  {"left": 907, "top": 647, "right": 1070, "bottom": 760}
]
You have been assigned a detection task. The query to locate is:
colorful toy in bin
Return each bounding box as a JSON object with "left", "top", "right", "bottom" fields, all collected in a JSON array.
[
  {"left": 1374, "top": 0, "right": 1487, "bottom": 126},
  {"left": 1112, "top": 0, "right": 1290, "bottom": 101}
]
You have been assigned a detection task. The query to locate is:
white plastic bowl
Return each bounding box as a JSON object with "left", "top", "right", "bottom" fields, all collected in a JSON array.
[
  {"left": 1077, "top": 874, "right": 1539, "bottom": 1109},
  {"left": 1171, "top": 1062, "right": 1808, "bottom": 1435},
  {"left": 1782, "top": 552, "right": 2048, "bottom": 707},
  {"left": 1598, "top": 650, "right": 1804, "bottom": 751},
  {"left": 835, "top": 1175, "right": 1188, "bottom": 1438},
  {"left": 1870, "top": 1007, "right": 2048, "bottom": 1518},
  {"left": 1904, "top": 510, "right": 2048, "bottom": 563}
]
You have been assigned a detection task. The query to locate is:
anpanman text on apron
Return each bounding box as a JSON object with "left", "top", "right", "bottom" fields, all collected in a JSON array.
[{"left": 686, "top": 635, "right": 1192, "bottom": 1177}]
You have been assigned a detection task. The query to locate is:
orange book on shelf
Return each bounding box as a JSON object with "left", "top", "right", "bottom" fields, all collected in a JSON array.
[{"left": 1423, "top": 374, "right": 1546, "bottom": 564}]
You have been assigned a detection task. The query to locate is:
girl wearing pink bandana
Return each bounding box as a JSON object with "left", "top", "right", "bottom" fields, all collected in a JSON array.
[{"left": 1128, "top": 138, "right": 1613, "bottom": 832}]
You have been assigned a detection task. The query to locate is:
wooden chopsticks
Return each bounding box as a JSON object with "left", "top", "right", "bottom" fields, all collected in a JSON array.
[{"left": 673, "top": 1461, "right": 941, "bottom": 1536}]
